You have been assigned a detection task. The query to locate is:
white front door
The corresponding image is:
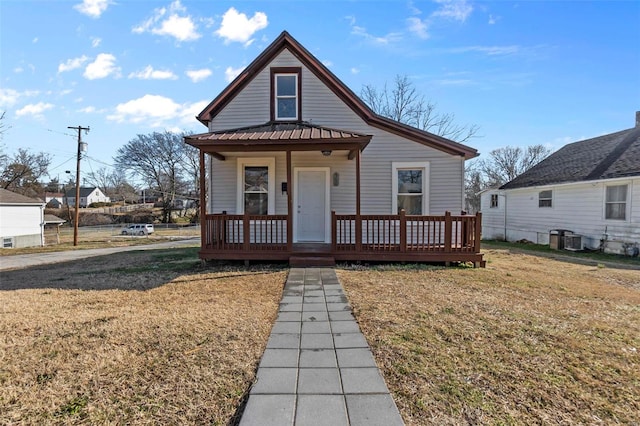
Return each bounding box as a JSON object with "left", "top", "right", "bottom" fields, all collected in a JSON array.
[{"left": 294, "top": 168, "right": 330, "bottom": 242}]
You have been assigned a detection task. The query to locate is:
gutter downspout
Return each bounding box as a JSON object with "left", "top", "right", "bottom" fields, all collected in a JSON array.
[{"left": 40, "top": 204, "right": 45, "bottom": 247}]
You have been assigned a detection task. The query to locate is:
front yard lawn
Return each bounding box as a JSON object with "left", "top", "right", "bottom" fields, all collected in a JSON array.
[{"left": 338, "top": 249, "right": 640, "bottom": 425}]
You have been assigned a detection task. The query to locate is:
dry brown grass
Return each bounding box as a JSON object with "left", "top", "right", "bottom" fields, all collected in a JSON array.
[
  {"left": 338, "top": 249, "right": 640, "bottom": 425},
  {"left": 0, "top": 249, "right": 286, "bottom": 425}
]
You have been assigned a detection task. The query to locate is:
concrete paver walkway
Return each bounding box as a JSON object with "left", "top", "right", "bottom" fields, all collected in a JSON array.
[{"left": 240, "top": 268, "right": 404, "bottom": 426}]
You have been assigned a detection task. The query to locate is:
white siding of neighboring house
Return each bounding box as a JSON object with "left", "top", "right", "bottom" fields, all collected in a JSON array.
[
  {"left": 0, "top": 203, "right": 44, "bottom": 248},
  {"left": 480, "top": 189, "right": 506, "bottom": 240},
  {"left": 481, "top": 177, "right": 639, "bottom": 253},
  {"left": 207, "top": 48, "right": 465, "bottom": 216}
]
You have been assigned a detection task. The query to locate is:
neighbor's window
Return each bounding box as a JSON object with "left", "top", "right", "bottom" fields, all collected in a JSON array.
[
  {"left": 490, "top": 194, "right": 499, "bottom": 208},
  {"left": 538, "top": 190, "right": 553, "bottom": 207},
  {"left": 605, "top": 184, "right": 627, "bottom": 220},
  {"left": 237, "top": 158, "right": 275, "bottom": 215},
  {"left": 275, "top": 73, "right": 298, "bottom": 120},
  {"left": 392, "top": 162, "right": 429, "bottom": 215}
]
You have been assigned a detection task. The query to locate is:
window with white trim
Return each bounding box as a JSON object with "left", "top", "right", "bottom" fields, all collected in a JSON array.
[
  {"left": 605, "top": 184, "right": 627, "bottom": 220},
  {"left": 538, "top": 190, "right": 552, "bottom": 208},
  {"left": 392, "top": 162, "right": 429, "bottom": 215},
  {"left": 275, "top": 74, "right": 298, "bottom": 120},
  {"left": 237, "top": 158, "right": 276, "bottom": 215}
]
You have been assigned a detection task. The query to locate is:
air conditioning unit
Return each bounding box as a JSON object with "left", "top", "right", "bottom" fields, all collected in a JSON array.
[{"left": 564, "top": 234, "right": 583, "bottom": 251}]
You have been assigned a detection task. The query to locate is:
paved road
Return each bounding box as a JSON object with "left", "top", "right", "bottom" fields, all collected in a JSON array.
[{"left": 0, "top": 238, "right": 198, "bottom": 271}]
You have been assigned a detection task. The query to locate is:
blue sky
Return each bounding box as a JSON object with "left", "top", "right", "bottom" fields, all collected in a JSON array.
[{"left": 1, "top": 0, "right": 639, "bottom": 183}]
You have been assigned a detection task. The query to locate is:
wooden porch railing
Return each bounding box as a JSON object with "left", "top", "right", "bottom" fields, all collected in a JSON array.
[
  {"left": 204, "top": 213, "right": 288, "bottom": 252},
  {"left": 202, "top": 210, "right": 481, "bottom": 257},
  {"left": 332, "top": 210, "right": 481, "bottom": 254}
]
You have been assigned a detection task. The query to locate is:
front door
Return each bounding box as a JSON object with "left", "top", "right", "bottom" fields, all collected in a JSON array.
[{"left": 295, "top": 168, "right": 329, "bottom": 242}]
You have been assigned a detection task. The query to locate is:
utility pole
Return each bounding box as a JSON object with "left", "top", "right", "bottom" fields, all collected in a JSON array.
[{"left": 68, "top": 125, "right": 90, "bottom": 246}]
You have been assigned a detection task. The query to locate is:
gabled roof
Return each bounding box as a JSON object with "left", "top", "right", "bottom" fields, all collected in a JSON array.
[
  {"left": 0, "top": 188, "right": 45, "bottom": 205},
  {"left": 196, "top": 31, "right": 478, "bottom": 160},
  {"left": 501, "top": 125, "right": 640, "bottom": 190},
  {"left": 65, "top": 187, "right": 99, "bottom": 197}
]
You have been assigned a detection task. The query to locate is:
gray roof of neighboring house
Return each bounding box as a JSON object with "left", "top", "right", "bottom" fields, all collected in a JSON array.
[
  {"left": 64, "top": 187, "right": 98, "bottom": 197},
  {"left": 500, "top": 125, "right": 640, "bottom": 190},
  {"left": 0, "top": 188, "right": 45, "bottom": 205}
]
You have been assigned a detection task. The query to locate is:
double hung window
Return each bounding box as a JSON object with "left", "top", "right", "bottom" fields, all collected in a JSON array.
[
  {"left": 605, "top": 184, "right": 627, "bottom": 220},
  {"left": 273, "top": 72, "right": 299, "bottom": 120},
  {"left": 538, "top": 190, "right": 552, "bottom": 208},
  {"left": 392, "top": 162, "right": 429, "bottom": 215},
  {"left": 237, "top": 158, "right": 275, "bottom": 215}
]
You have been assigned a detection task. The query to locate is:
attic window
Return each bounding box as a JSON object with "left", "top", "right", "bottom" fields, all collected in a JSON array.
[{"left": 271, "top": 68, "right": 301, "bottom": 121}]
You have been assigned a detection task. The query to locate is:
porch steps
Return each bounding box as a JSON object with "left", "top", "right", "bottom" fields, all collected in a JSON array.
[{"left": 289, "top": 255, "right": 336, "bottom": 267}]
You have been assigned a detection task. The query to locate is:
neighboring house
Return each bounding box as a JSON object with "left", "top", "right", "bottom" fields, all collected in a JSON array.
[
  {"left": 185, "top": 31, "right": 484, "bottom": 266},
  {"left": 65, "top": 187, "right": 110, "bottom": 207},
  {"left": 481, "top": 112, "right": 640, "bottom": 255},
  {"left": 43, "top": 192, "right": 64, "bottom": 207},
  {"left": 0, "top": 188, "right": 45, "bottom": 248}
]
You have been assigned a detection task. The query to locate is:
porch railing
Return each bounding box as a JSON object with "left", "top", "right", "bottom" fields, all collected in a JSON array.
[
  {"left": 202, "top": 210, "right": 481, "bottom": 255},
  {"left": 204, "top": 213, "right": 288, "bottom": 252},
  {"left": 332, "top": 210, "right": 481, "bottom": 254}
]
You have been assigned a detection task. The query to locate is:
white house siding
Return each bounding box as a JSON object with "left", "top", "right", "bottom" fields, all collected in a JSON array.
[
  {"left": 480, "top": 190, "right": 506, "bottom": 240},
  {"left": 0, "top": 204, "right": 44, "bottom": 248},
  {"left": 481, "top": 178, "right": 639, "bottom": 253},
  {"left": 207, "top": 48, "right": 465, "bottom": 216}
]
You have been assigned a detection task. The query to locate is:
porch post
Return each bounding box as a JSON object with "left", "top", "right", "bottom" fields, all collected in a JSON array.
[
  {"left": 474, "top": 212, "right": 482, "bottom": 253},
  {"left": 199, "top": 150, "right": 206, "bottom": 249},
  {"left": 286, "top": 150, "right": 293, "bottom": 252},
  {"left": 355, "top": 149, "right": 362, "bottom": 252},
  {"left": 444, "top": 211, "right": 452, "bottom": 252}
]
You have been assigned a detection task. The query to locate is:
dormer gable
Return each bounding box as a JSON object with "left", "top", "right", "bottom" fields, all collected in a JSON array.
[{"left": 196, "top": 31, "right": 478, "bottom": 160}]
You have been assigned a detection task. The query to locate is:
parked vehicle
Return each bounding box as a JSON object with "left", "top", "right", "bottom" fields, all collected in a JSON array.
[{"left": 121, "top": 223, "right": 154, "bottom": 235}]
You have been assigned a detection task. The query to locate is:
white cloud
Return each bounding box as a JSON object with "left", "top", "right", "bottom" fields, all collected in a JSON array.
[
  {"left": 74, "top": 0, "right": 110, "bottom": 18},
  {"left": 16, "top": 102, "right": 54, "bottom": 118},
  {"left": 91, "top": 37, "right": 102, "bottom": 47},
  {"left": 32, "top": 37, "right": 38, "bottom": 43},
  {"left": 108, "top": 95, "right": 180, "bottom": 125},
  {"left": 83, "top": 53, "right": 120, "bottom": 79},
  {"left": 14, "top": 66, "right": 23, "bottom": 73},
  {"left": 133, "top": 0, "right": 200, "bottom": 42},
  {"left": 0, "top": 88, "right": 39, "bottom": 108},
  {"left": 107, "top": 94, "right": 207, "bottom": 127},
  {"left": 186, "top": 68, "right": 212, "bottom": 83},
  {"left": 432, "top": 0, "right": 473, "bottom": 22},
  {"left": 322, "top": 60, "right": 333, "bottom": 68},
  {"left": 58, "top": 55, "right": 89, "bottom": 73},
  {"left": 225, "top": 66, "right": 245, "bottom": 82},
  {"left": 447, "top": 45, "right": 520, "bottom": 55},
  {"left": 78, "top": 106, "right": 96, "bottom": 113},
  {"left": 407, "top": 17, "right": 429, "bottom": 39},
  {"left": 180, "top": 100, "right": 209, "bottom": 124},
  {"left": 215, "top": 7, "right": 268, "bottom": 46},
  {"left": 350, "top": 67, "right": 360, "bottom": 75},
  {"left": 128, "top": 65, "right": 178, "bottom": 80},
  {"left": 349, "top": 19, "right": 402, "bottom": 45}
]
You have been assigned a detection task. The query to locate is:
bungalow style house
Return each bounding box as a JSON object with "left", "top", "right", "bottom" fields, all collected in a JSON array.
[
  {"left": 185, "top": 31, "right": 484, "bottom": 266},
  {"left": 0, "top": 188, "right": 45, "bottom": 248},
  {"left": 481, "top": 112, "right": 640, "bottom": 255},
  {"left": 64, "top": 187, "right": 110, "bottom": 207}
]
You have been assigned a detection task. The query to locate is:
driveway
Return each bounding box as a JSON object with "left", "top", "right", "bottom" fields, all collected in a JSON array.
[{"left": 0, "top": 238, "right": 198, "bottom": 271}]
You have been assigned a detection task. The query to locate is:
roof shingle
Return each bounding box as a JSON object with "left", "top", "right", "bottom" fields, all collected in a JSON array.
[{"left": 500, "top": 126, "right": 640, "bottom": 189}]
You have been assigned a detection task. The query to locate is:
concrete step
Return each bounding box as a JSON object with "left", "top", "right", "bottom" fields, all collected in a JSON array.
[{"left": 289, "top": 256, "right": 336, "bottom": 267}]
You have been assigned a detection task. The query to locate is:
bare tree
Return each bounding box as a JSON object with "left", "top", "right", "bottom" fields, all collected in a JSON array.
[
  {"left": 481, "top": 145, "right": 552, "bottom": 187},
  {"left": 0, "top": 148, "right": 52, "bottom": 197},
  {"left": 361, "top": 75, "right": 480, "bottom": 143},
  {"left": 114, "top": 131, "right": 189, "bottom": 223}
]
